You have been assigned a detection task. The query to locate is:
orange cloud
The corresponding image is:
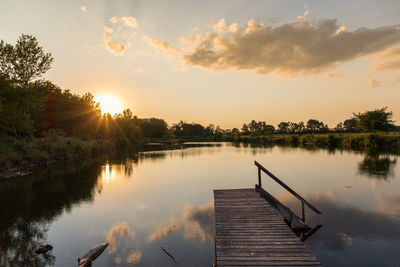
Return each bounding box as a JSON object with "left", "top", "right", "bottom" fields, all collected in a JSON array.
[
  {"left": 368, "top": 78, "right": 380, "bottom": 88},
  {"left": 122, "top": 16, "right": 138, "bottom": 28},
  {"left": 103, "top": 16, "right": 138, "bottom": 56},
  {"left": 149, "top": 16, "right": 400, "bottom": 76}
]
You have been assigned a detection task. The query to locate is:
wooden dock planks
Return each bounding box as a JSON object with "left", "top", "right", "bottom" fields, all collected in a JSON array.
[{"left": 214, "top": 188, "right": 320, "bottom": 266}]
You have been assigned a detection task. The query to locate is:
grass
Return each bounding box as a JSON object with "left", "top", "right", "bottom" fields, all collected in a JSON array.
[
  {"left": 234, "top": 132, "right": 400, "bottom": 148},
  {"left": 0, "top": 130, "right": 115, "bottom": 173}
]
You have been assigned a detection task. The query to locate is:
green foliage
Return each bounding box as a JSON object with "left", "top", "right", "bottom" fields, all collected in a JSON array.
[
  {"left": 363, "top": 133, "right": 382, "bottom": 147},
  {"left": 277, "top": 122, "right": 290, "bottom": 133},
  {"left": 343, "top": 118, "right": 358, "bottom": 132},
  {"left": 137, "top": 118, "right": 168, "bottom": 138},
  {"left": 0, "top": 34, "right": 53, "bottom": 86},
  {"left": 0, "top": 131, "right": 115, "bottom": 170},
  {"left": 1, "top": 34, "right": 399, "bottom": 171},
  {"left": 306, "top": 119, "right": 328, "bottom": 133},
  {"left": 354, "top": 107, "right": 395, "bottom": 132},
  {"left": 327, "top": 134, "right": 341, "bottom": 146},
  {"left": 242, "top": 120, "right": 275, "bottom": 135}
]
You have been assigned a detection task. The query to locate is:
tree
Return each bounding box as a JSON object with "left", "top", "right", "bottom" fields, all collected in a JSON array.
[
  {"left": 334, "top": 122, "right": 344, "bottom": 132},
  {"left": 241, "top": 123, "right": 249, "bottom": 135},
  {"left": 277, "top": 122, "right": 290, "bottom": 133},
  {"left": 343, "top": 117, "right": 358, "bottom": 132},
  {"left": 264, "top": 125, "right": 275, "bottom": 134},
  {"left": 0, "top": 34, "right": 53, "bottom": 86},
  {"left": 306, "top": 119, "right": 328, "bottom": 133},
  {"left": 354, "top": 107, "right": 395, "bottom": 132}
]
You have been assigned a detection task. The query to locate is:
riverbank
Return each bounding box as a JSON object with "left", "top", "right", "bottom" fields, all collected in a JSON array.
[
  {"left": 2, "top": 132, "right": 399, "bottom": 178},
  {"left": 0, "top": 131, "right": 115, "bottom": 178},
  {"left": 0, "top": 131, "right": 189, "bottom": 178},
  {"left": 234, "top": 132, "right": 400, "bottom": 148}
]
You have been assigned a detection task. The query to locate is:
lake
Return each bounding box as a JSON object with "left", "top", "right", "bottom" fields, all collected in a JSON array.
[{"left": 1, "top": 143, "right": 400, "bottom": 266}]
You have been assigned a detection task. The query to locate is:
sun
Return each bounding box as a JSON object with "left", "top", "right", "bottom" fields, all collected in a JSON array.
[{"left": 95, "top": 94, "right": 123, "bottom": 116}]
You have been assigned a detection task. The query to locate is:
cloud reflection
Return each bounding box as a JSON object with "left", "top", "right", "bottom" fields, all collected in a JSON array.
[
  {"left": 280, "top": 193, "right": 400, "bottom": 251},
  {"left": 375, "top": 192, "right": 400, "bottom": 219},
  {"left": 106, "top": 221, "right": 132, "bottom": 254},
  {"left": 106, "top": 221, "right": 143, "bottom": 264},
  {"left": 126, "top": 250, "right": 142, "bottom": 264},
  {"left": 148, "top": 203, "right": 214, "bottom": 243}
]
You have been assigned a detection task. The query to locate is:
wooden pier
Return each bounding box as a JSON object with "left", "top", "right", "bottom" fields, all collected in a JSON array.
[{"left": 213, "top": 162, "right": 321, "bottom": 266}]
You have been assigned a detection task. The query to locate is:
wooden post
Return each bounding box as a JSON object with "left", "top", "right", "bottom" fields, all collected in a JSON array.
[
  {"left": 258, "top": 167, "right": 261, "bottom": 187},
  {"left": 301, "top": 201, "right": 305, "bottom": 222}
]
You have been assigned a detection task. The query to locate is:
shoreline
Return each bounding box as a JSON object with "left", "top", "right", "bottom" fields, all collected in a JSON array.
[{"left": 2, "top": 133, "right": 399, "bottom": 179}]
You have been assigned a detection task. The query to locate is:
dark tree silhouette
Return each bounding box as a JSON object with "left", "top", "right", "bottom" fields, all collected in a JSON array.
[
  {"left": 0, "top": 34, "right": 53, "bottom": 86},
  {"left": 354, "top": 107, "right": 395, "bottom": 132}
]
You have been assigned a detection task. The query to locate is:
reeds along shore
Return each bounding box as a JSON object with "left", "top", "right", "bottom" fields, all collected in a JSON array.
[{"left": 232, "top": 132, "right": 400, "bottom": 148}]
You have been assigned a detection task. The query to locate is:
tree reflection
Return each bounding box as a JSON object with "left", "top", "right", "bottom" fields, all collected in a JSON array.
[
  {"left": 1, "top": 220, "right": 55, "bottom": 266},
  {"left": 358, "top": 149, "right": 397, "bottom": 179},
  {"left": 0, "top": 159, "right": 102, "bottom": 266}
]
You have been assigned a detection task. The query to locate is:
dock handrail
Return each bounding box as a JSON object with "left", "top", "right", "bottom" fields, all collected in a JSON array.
[{"left": 254, "top": 161, "right": 321, "bottom": 220}]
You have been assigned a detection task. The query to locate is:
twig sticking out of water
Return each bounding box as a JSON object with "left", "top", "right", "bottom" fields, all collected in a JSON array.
[{"left": 161, "top": 245, "right": 178, "bottom": 263}]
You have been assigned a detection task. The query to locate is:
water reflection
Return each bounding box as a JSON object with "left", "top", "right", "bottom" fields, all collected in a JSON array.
[
  {"left": 1, "top": 220, "right": 55, "bottom": 266},
  {"left": 0, "top": 159, "right": 103, "bottom": 266},
  {"left": 1, "top": 143, "right": 400, "bottom": 266},
  {"left": 148, "top": 203, "right": 214, "bottom": 243},
  {"left": 282, "top": 193, "right": 400, "bottom": 265},
  {"left": 358, "top": 150, "right": 397, "bottom": 179},
  {"left": 106, "top": 221, "right": 141, "bottom": 265},
  {"left": 102, "top": 163, "right": 116, "bottom": 183}
]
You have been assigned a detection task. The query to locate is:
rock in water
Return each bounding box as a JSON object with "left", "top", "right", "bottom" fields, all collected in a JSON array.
[
  {"left": 78, "top": 242, "right": 108, "bottom": 267},
  {"left": 35, "top": 244, "right": 53, "bottom": 254}
]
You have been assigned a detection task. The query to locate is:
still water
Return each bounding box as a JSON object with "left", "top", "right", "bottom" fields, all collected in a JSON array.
[{"left": 1, "top": 143, "right": 400, "bottom": 266}]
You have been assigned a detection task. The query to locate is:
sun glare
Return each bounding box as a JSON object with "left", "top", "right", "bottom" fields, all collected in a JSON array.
[{"left": 95, "top": 94, "right": 123, "bottom": 116}]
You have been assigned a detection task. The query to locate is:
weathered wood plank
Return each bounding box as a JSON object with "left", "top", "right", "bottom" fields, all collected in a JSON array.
[{"left": 214, "top": 188, "right": 320, "bottom": 266}]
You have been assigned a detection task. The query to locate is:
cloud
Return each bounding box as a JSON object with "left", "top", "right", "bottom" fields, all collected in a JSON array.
[
  {"left": 122, "top": 16, "right": 138, "bottom": 28},
  {"left": 126, "top": 251, "right": 142, "bottom": 264},
  {"left": 148, "top": 16, "right": 400, "bottom": 76},
  {"left": 80, "top": 6, "right": 87, "bottom": 13},
  {"left": 110, "top": 16, "right": 117, "bottom": 24},
  {"left": 375, "top": 61, "right": 400, "bottom": 71},
  {"left": 106, "top": 221, "right": 133, "bottom": 254},
  {"left": 147, "top": 203, "right": 214, "bottom": 243},
  {"left": 373, "top": 46, "right": 400, "bottom": 71},
  {"left": 325, "top": 72, "right": 341, "bottom": 78},
  {"left": 368, "top": 78, "right": 380, "bottom": 88},
  {"left": 103, "top": 16, "right": 138, "bottom": 56},
  {"left": 144, "top": 36, "right": 181, "bottom": 55},
  {"left": 104, "top": 30, "right": 127, "bottom": 56}
]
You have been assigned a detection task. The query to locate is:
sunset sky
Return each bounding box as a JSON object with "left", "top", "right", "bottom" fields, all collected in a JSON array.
[{"left": 1, "top": 0, "right": 399, "bottom": 128}]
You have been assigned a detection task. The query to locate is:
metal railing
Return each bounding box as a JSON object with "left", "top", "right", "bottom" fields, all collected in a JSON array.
[{"left": 255, "top": 160, "right": 321, "bottom": 221}]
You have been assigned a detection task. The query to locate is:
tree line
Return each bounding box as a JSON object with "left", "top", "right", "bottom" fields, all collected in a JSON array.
[
  {"left": 240, "top": 108, "right": 396, "bottom": 136},
  {"left": 0, "top": 34, "right": 398, "bottom": 148}
]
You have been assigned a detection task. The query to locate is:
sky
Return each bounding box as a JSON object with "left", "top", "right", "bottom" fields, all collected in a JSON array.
[{"left": 1, "top": 0, "right": 400, "bottom": 128}]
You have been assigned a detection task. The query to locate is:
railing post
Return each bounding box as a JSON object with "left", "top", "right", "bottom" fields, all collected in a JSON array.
[
  {"left": 301, "top": 201, "right": 305, "bottom": 222},
  {"left": 258, "top": 167, "right": 261, "bottom": 187}
]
